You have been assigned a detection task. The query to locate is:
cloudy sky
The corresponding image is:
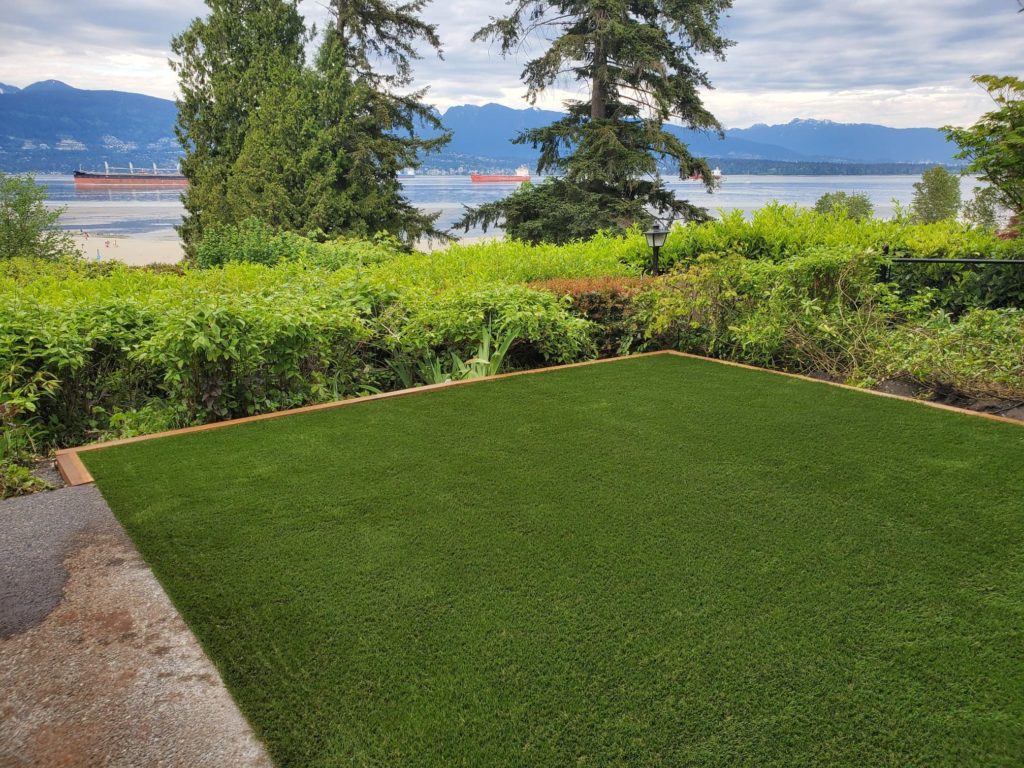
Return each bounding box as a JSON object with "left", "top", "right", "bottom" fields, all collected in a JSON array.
[{"left": 1, "top": 0, "right": 1021, "bottom": 128}]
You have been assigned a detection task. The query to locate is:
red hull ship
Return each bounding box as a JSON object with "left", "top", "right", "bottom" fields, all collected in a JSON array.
[
  {"left": 73, "top": 164, "right": 187, "bottom": 188},
  {"left": 470, "top": 165, "right": 531, "bottom": 183}
]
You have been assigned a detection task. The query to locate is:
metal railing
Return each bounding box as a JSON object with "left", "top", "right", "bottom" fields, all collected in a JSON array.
[{"left": 879, "top": 257, "right": 1024, "bottom": 282}]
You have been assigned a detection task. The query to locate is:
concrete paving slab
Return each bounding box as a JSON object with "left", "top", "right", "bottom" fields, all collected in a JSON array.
[{"left": 0, "top": 486, "right": 272, "bottom": 767}]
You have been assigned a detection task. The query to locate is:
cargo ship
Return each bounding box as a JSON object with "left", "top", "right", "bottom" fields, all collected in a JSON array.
[
  {"left": 470, "top": 165, "right": 531, "bottom": 183},
  {"left": 73, "top": 163, "right": 187, "bottom": 188}
]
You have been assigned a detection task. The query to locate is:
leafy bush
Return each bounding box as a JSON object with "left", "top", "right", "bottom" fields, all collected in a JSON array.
[
  {"left": 639, "top": 248, "right": 897, "bottom": 379},
  {"left": 195, "top": 217, "right": 407, "bottom": 270},
  {"left": 638, "top": 248, "right": 1024, "bottom": 398},
  {"left": 390, "top": 325, "right": 519, "bottom": 387},
  {"left": 369, "top": 232, "right": 639, "bottom": 291},
  {"left": 135, "top": 293, "right": 369, "bottom": 421},
  {"left": 4, "top": 216, "right": 1024, "bottom": 494},
  {"left": 0, "top": 173, "right": 75, "bottom": 260},
  {"left": 0, "top": 255, "right": 596, "bottom": 461},
  {"left": 653, "top": 205, "right": 1024, "bottom": 311},
  {"left": 385, "top": 284, "right": 595, "bottom": 366},
  {"left": 194, "top": 217, "right": 318, "bottom": 267},
  {"left": 530, "top": 277, "right": 651, "bottom": 357},
  {"left": 814, "top": 191, "right": 874, "bottom": 220},
  {"left": 1, "top": 463, "right": 50, "bottom": 499},
  {"left": 874, "top": 309, "right": 1024, "bottom": 399}
]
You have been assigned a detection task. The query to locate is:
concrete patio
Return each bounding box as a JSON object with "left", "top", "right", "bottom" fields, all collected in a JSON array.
[{"left": 0, "top": 479, "right": 271, "bottom": 767}]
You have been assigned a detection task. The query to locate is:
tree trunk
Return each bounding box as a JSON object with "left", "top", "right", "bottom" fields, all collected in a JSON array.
[
  {"left": 591, "top": 10, "right": 606, "bottom": 120},
  {"left": 333, "top": 0, "right": 346, "bottom": 34}
]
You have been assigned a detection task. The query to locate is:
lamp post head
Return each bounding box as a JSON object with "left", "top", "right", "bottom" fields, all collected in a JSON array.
[{"left": 644, "top": 224, "right": 669, "bottom": 249}]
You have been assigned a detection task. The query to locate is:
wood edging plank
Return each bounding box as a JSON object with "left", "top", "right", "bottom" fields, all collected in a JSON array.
[
  {"left": 55, "top": 352, "right": 672, "bottom": 485},
  {"left": 54, "top": 349, "right": 1022, "bottom": 487},
  {"left": 55, "top": 449, "right": 93, "bottom": 486}
]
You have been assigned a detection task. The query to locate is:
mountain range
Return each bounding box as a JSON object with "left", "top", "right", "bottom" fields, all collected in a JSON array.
[{"left": 0, "top": 80, "right": 960, "bottom": 174}]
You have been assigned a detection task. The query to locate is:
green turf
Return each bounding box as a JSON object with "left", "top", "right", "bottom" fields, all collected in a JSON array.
[{"left": 83, "top": 354, "right": 1024, "bottom": 767}]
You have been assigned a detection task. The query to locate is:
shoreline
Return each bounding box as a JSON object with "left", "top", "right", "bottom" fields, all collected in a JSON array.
[
  {"left": 71, "top": 234, "right": 183, "bottom": 265},
  {"left": 65, "top": 232, "right": 508, "bottom": 265}
]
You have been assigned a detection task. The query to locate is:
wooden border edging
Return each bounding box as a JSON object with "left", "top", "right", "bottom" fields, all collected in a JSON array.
[
  {"left": 54, "top": 352, "right": 668, "bottom": 485},
  {"left": 55, "top": 349, "right": 1022, "bottom": 487},
  {"left": 663, "top": 350, "right": 1024, "bottom": 427}
]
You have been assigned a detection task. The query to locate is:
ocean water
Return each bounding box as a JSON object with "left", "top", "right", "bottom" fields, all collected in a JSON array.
[{"left": 36, "top": 174, "right": 978, "bottom": 239}]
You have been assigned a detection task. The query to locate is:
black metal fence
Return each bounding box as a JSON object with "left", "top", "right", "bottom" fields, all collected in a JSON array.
[{"left": 878, "top": 257, "right": 1024, "bottom": 283}]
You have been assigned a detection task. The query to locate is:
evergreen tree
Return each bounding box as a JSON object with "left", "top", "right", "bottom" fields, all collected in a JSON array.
[
  {"left": 459, "top": 0, "right": 733, "bottom": 244},
  {"left": 225, "top": 64, "right": 319, "bottom": 231},
  {"left": 911, "top": 166, "right": 961, "bottom": 224},
  {"left": 171, "top": 0, "right": 308, "bottom": 251},
  {"left": 173, "top": 0, "right": 449, "bottom": 251},
  {"left": 303, "top": 11, "right": 450, "bottom": 244}
]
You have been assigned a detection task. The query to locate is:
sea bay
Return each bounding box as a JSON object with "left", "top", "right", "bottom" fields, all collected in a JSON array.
[{"left": 37, "top": 173, "right": 979, "bottom": 242}]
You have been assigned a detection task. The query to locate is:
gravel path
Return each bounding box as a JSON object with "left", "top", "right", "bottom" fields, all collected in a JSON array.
[{"left": 0, "top": 485, "right": 272, "bottom": 767}]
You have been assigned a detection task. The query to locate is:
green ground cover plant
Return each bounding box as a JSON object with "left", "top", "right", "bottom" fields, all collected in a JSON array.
[
  {"left": 82, "top": 354, "right": 1024, "bottom": 767},
  {"left": 2, "top": 208, "right": 1023, "bottom": 494}
]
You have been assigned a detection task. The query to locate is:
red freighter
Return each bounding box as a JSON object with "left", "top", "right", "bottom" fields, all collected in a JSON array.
[
  {"left": 470, "top": 165, "right": 531, "bottom": 183},
  {"left": 73, "top": 163, "right": 187, "bottom": 188}
]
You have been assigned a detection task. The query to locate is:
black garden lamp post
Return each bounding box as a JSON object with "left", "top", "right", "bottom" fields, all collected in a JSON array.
[{"left": 644, "top": 222, "right": 669, "bottom": 276}]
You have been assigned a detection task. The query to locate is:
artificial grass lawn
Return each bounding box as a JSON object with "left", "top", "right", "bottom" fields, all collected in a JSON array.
[{"left": 83, "top": 354, "right": 1024, "bottom": 767}]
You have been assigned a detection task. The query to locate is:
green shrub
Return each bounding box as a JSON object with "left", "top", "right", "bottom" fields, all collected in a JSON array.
[
  {"left": 530, "top": 276, "right": 651, "bottom": 357},
  {"left": 302, "top": 234, "right": 404, "bottom": 270},
  {"left": 0, "top": 173, "right": 75, "bottom": 260},
  {"left": 134, "top": 282, "right": 370, "bottom": 421},
  {"left": 0, "top": 254, "right": 598, "bottom": 456},
  {"left": 1, "top": 462, "right": 50, "bottom": 499},
  {"left": 639, "top": 248, "right": 896, "bottom": 378},
  {"left": 3, "top": 218, "right": 1023, "bottom": 482},
  {"left": 814, "top": 191, "right": 874, "bottom": 220},
  {"left": 194, "top": 217, "right": 318, "bottom": 268},
  {"left": 385, "top": 284, "right": 596, "bottom": 366},
  {"left": 653, "top": 205, "right": 1024, "bottom": 311},
  {"left": 637, "top": 248, "right": 1024, "bottom": 398},
  {"left": 368, "top": 232, "right": 639, "bottom": 292},
  {"left": 874, "top": 308, "right": 1024, "bottom": 399}
]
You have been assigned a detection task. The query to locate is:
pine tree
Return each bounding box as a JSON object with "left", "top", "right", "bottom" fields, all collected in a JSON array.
[
  {"left": 303, "top": 11, "right": 450, "bottom": 244},
  {"left": 459, "top": 0, "right": 733, "bottom": 244},
  {"left": 173, "top": 0, "right": 449, "bottom": 251},
  {"left": 171, "top": 0, "right": 308, "bottom": 251}
]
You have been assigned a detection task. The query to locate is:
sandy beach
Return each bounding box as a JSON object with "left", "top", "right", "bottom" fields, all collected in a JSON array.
[{"left": 72, "top": 234, "right": 183, "bottom": 265}]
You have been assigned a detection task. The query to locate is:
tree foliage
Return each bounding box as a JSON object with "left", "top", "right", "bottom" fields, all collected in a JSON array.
[
  {"left": 961, "top": 185, "right": 1002, "bottom": 230},
  {"left": 944, "top": 75, "right": 1024, "bottom": 219},
  {"left": 302, "top": 15, "right": 450, "bottom": 243},
  {"left": 813, "top": 191, "right": 874, "bottom": 220},
  {"left": 459, "top": 0, "right": 733, "bottom": 243},
  {"left": 171, "top": 0, "right": 308, "bottom": 250},
  {"left": 172, "top": 0, "right": 448, "bottom": 252},
  {"left": 911, "top": 166, "right": 961, "bottom": 224},
  {"left": 0, "top": 173, "right": 73, "bottom": 260}
]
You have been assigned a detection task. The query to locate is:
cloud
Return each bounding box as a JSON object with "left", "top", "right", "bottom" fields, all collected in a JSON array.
[{"left": 0, "top": 0, "right": 1020, "bottom": 128}]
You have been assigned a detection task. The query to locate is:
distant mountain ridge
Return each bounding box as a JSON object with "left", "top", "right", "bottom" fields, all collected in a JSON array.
[
  {"left": 729, "top": 118, "right": 956, "bottom": 164},
  {"left": 0, "top": 80, "right": 179, "bottom": 172},
  {"left": 436, "top": 104, "right": 957, "bottom": 166},
  {"left": 0, "top": 80, "right": 960, "bottom": 173}
]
